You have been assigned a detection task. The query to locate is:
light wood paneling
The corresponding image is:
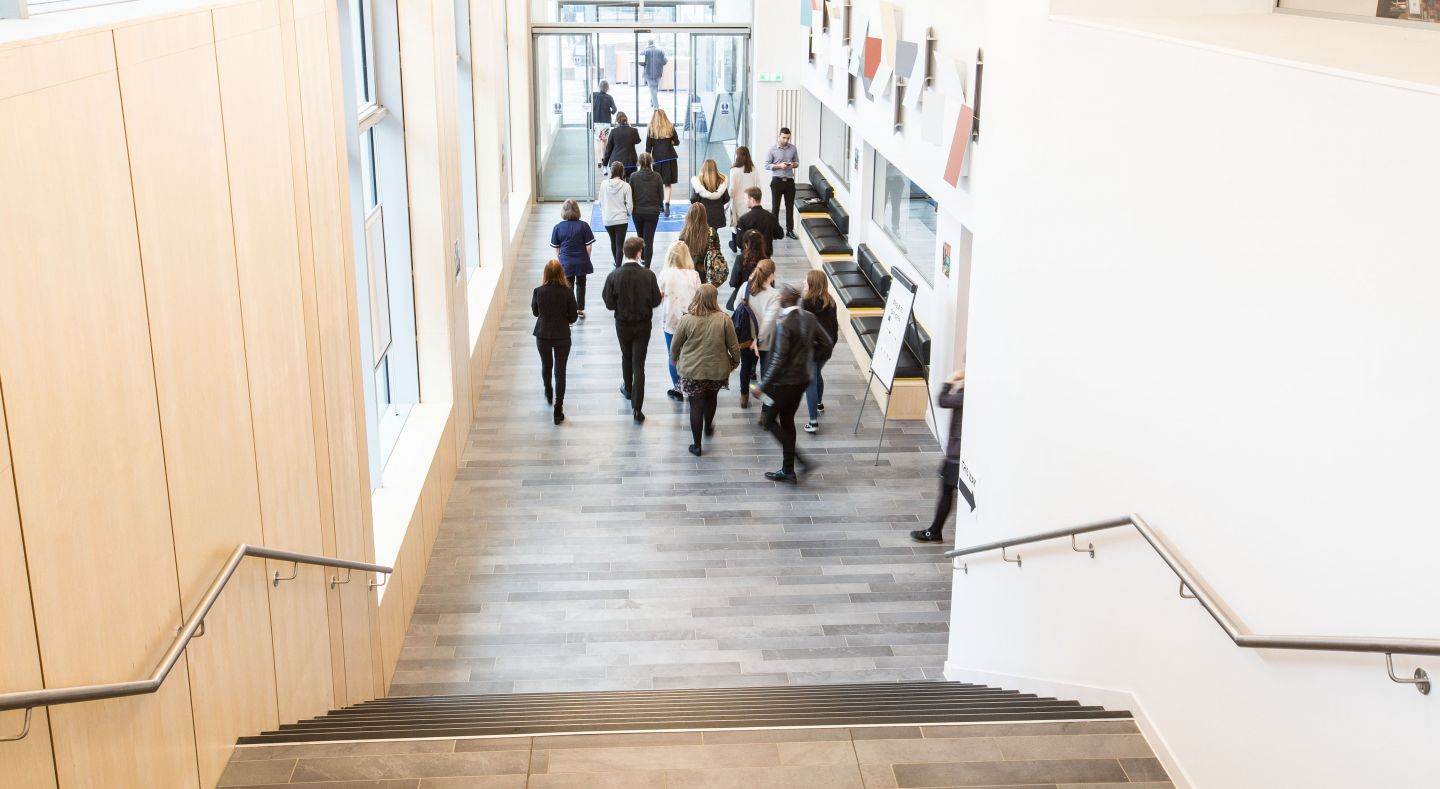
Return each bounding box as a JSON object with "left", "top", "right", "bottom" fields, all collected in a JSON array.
[
  {"left": 214, "top": 0, "right": 337, "bottom": 727},
  {"left": 279, "top": 0, "right": 350, "bottom": 708},
  {"left": 0, "top": 36, "right": 199, "bottom": 785},
  {"left": 293, "top": 0, "right": 379, "bottom": 705},
  {"left": 113, "top": 14, "right": 277, "bottom": 786},
  {"left": 0, "top": 385, "right": 57, "bottom": 788}
]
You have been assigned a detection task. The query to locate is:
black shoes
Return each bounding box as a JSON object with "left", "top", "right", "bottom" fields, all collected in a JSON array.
[
  {"left": 620, "top": 384, "right": 631, "bottom": 400},
  {"left": 704, "top": 423, "right": 715, "bottom": 437},
  {"left": 688, "top": 444, "right": 702, "bottom": 457},
  {"left": 554, "top": 406, "right": 565, "bottom": 425},
  {"left": 765, "top": 470, "right": 799, "bottom": 484},
  {"left": 633, "top": 410, "right": 645, "bottom": 423},
  {"left": 667, "top": 389, "right": 683, "bottom": 401},
  {"left": 545, "top": 389, "right": 554, "bottom": 406},
  {"left": 785, "top": 230, "right": 798, "bottom": 240},
  {"left": 910, "top": 529, "right": 944, "bottom": 543}
]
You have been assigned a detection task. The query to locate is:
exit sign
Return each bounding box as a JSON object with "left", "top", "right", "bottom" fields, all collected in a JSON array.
[{"left": 757, "top": 72, "right": 784, "bottom": 83}]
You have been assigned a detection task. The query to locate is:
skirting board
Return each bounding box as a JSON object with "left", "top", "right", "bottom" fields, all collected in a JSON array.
[{"left": 943, "top": 661, "right": 1194, "bottom": 789}]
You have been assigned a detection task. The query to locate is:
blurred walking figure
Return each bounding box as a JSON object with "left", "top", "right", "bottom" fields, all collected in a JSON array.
[
  {"left": 912, "top": 370, "right": 971, "bottom": 543},
  {"left": 752, "top": 285, "right": 833, "bottom": 482},
  {"left": 670, "top": 285, "right": 739, "bottom": 457},
  {"left": 641, "top": 39, "right": 668, "bottom": 109}
]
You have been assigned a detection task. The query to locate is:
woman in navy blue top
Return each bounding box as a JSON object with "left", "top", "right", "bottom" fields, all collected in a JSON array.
[{"left": 550, "top": 199, "right": 597, "bottom": 318}]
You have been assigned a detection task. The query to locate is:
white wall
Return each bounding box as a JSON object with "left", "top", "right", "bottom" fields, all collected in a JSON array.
[
  {"left": 750, "top": 0, "right": 806, "bottom": 167},
  {"left": 804, "top": 1, "right": 1440, "bottom": 787}
]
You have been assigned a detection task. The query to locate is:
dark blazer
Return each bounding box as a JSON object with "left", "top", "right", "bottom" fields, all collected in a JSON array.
[
  {"left": 734, "top": 206, "right": 784, "bottom": 257},
  {"left": 601, "top": 261, "right": 663, "bottom": 322},
  {"left": 531, "top": 283, "right": 578, "bottom": 340},
  {"left": 628, "top": 170, "right": 665, "bottom": 217},
  {"left": 760, "top": 308, "right": 833, "bottom": 392},
  {"left": 591, "top": 92, "right": 617, "bottom": 124},
  {"left": 938, "top": 384, "right": 964, "bottom": 463},
  {"left": 603, "top": 123, "right": 640, "bottom": 168},
  {"left": 646, "top": 133, "right": 679, "bottom": 163}
]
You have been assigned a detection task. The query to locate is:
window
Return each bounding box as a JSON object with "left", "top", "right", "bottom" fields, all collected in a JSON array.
[
  {"left": 1278, "top": 1, "right": 1439, "bottom": 25},
  {"left": 456, "top": 0, "right": 482, "bottom": 275},
  {"left": 818, "top": 104, "right": 851, "bottom": 188},
  {"left": 341, "top": 0, "right": 419, "bottom": 478},
  {"left": 870, "top": 150, "right": 938, "bottom": 286}
]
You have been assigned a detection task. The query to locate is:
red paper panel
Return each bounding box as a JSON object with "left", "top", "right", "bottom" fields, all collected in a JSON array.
[
  {"left": 863, "top": 37, "right": 882, "bottom": 80},
  {"left": 944, "top": 104, "right": 976, "bottom": 186}
]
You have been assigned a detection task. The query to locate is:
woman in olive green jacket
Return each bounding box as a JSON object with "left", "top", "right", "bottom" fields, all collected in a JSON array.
[{"left": 669, "top": 284, "right": 740, "bottom": 456}]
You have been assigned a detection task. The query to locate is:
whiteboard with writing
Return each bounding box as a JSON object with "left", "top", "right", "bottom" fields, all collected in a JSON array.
[{"left": 870, "top": 270, "right": 917, "bottom": 389}]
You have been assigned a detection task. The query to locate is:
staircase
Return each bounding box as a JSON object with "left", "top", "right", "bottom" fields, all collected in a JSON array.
[
  {"left": 239, "top": 680, "right": 1131, "bottom": 744},
  {"left": 222, "top": 681, "right": 1176, "bottom": 788}
]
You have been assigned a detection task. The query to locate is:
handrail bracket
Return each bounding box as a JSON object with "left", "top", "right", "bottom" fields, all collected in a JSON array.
[
  {"left": 1001, "top": 546, "right": 1021, "bottom": 568},
  {"left": 1071, "top": 534, "right": 1095, "bottom": 558},
  {"left": 272, "top": 562, "right": 299, "bottom": 587},
  {"left": 1386, "top": 653, "right": 1431, "bottom": 696},
  {"left": 1, "top": 707, "right": 31, "bottom": 742}
]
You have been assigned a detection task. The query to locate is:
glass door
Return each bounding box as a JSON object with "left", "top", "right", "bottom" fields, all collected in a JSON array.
[
  {"left": 533, "top": 33, "right": 597, "bottom": 202},
  {"left": 686, "top": 32, "right": 747, "bottom": 188}
]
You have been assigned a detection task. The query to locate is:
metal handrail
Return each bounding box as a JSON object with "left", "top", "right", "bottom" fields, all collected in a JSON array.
[
  {"left": 945, "top": 513, "right": 1437, "bottom": 694},
  {"left": 0, "top": 545, "right": 392, "bottom": 721}
]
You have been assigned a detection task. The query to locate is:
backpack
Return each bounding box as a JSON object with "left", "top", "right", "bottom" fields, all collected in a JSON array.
[
  {"left": 704, "top": 234, "right": 729, "bottom": 288},
  {"left": 731, "top": 285, "right": 756, "bottom": 347}
]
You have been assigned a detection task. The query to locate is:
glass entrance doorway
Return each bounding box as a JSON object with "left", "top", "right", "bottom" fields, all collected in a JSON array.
[{"left": 533, "top": 27, "right": 749, "bottom": 204}]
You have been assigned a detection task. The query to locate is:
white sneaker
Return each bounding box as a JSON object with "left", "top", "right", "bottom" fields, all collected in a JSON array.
[{"left": 804, "top": 421, "right": 818, "bottom": 433}]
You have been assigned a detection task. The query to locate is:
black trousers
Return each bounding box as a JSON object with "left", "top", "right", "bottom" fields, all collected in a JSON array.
[
  {"left": 569, "top": 275, "right": 587, "bottom": 312},
  {"left": 766, "top": 382, "right": 807, "bottom": 473},
  {"left": 929, "top": 479, "right": 958, "bottom": 536},
  {"left": 536, "top": 338, "right": 571, "bottom": 405},
  {"left": 770, "top": 177, "right": 796, "bottom": 233},
  {"left": 688, "top": 388, "right": 718, "bottom": 447},
  {"left": 633, "top": 214, "right": 660, "bottom": 268},
  {"left": 605, "top": 224, "right": 627, "bottom": 267},
  {"left": 615, "top": 319, "right": 651, "bottom": 412},
  {"left": 738, "top": 347, "right": 759, "bottom": 394}
]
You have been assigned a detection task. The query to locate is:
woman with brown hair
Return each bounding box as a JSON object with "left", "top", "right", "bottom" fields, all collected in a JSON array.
[
  {"left": 602, "top": 111, "right": 640, "bottom": 172},
  {"left": 801, "top": 269, "right": 838, "bottom": 433},
  {"left": 727, "top": 146, "right": 763, "bottom": 228},
  {"left": 645, "top": 108, "right": 681, "bottom": 216},
  {"left": 628, "top": 152, "right": 665, "bottom": 267},
  {"left": 726, "top": 229, "right": 765, "bottom": 311},
  {"left": 678, "top": 208, "right": 725, "bottom": 288},
  {"left": 669, "top": 284, "right": 739, "bottom": 456},
  {"left": 531, "top": 260, "right": 579, "bottom": 425}
]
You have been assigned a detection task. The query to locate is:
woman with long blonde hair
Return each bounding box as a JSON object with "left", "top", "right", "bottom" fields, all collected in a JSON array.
[
  {"left": 801, "top": 269, "right": 838, "bottom": 433},
  {"left": 658, "top": 241, "right": 702, "bottom": 401},
  {"left": 645, "top": 108, "right": 681, "bottom": 216},
  {"left": 689, "top": 158, "right": 730, "bottom": 234}
]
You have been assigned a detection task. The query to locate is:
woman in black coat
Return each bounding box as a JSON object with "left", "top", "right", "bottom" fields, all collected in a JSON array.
[
  {"left": 645, "top": 108, "right": 681, "bottom": 216},
  {"left": 602, "top": 112, "right": 640, "bottom": 172},
  {"left": 628, "top": 153, "right": 666, "bottom": 268},
  {"left": 532, "top": 260, "right": 579, "bottom": 425}
]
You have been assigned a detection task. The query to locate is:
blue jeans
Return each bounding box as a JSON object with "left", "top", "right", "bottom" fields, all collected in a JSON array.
[
  {"left": 805, "top": 358, "right": 827, "bottom": 421},
  {"left": 664, "top": 331, "right": 678, "bottom": 389}
]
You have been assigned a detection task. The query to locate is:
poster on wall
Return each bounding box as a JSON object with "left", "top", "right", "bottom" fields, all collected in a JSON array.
[
  {"left": 1376, "top": 0, "right": 1439, "bottom": 22},
  {"left": 943, "top": 242, "right": 952, "bottom": 278}
]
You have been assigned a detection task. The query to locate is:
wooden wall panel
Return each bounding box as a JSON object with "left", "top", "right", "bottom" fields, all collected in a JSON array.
[
  {"left": 0, "top": 387, "right": 58, "bottom": 788},
  {"left": 113, "top": 14, "right": 278, "bottom": 786},
  {"left": 294, "top": 0, "right": 380, "bottom": 705},
  {"left": 214, "top": 0, "right": 337, "bottom": 727},
  {"left": 0, "top": 38, "right": 199, "bottom": 786},
  {"left": 279, "top": 0, "right": 350, "bottom": 708}
]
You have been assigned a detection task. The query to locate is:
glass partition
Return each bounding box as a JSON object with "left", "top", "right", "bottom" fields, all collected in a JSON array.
[
  {"left": 870, "top": 150, "right": 938, "bottom": 286},
  {"left": 535, "top": 0, "right": 748, "bottom": 23},
  {"left": 818, "top": 104, "right": 851, "bottom": 188}
]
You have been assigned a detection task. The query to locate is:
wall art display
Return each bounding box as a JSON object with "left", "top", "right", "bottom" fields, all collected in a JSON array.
[
  {"left": 943, "top": 241, "right": 953, "bottom": 279},
  {"left": 1376, "top": 0, "right": 1439, "bottom": 22},
  {"left": 943, "top": 104, "right": 975, "bottom": 187},
  {"left": 800, "top": 0, "right": 813, "bottom": 26}
]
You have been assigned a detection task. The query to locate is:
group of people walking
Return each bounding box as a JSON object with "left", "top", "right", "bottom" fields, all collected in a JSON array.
[{"left": 541, "top": 126, "right": 969, "bottom": 535}]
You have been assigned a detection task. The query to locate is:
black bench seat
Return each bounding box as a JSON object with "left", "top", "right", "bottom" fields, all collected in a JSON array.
[
  {"left": 849, "top": 315, "right": 931, "bottom": 380},
  {"left": 795, "top": 165, "right": 834, "bottom": 214},
  {"left": 827, "top": 244, "right": 888, "bottom": 310},
  {"left": 801, "top": 197, "right": 852, "bottom": 255}
]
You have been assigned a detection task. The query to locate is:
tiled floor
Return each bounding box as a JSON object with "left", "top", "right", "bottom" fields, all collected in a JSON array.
[
  {"left": 390, "top": 209, "right": 954, "bottom": 697},
  {"left": 221, "top": 721, "right": 1175, "bottom": 788}
]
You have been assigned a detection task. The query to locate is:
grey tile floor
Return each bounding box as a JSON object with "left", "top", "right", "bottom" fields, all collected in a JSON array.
[
  {"left": 391, "top": 209, "right": 952, "bottom": 697},
  {"left": 222, "top": 722, "right": 1175, "bottom": 788}
]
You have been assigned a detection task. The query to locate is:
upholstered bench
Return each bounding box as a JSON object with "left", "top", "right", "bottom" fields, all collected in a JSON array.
[
  {"left": 850, "top": 316, "right": 931, "bottom": 380},
  {"left": 795, "top": 165, "right": 834, "bottom": 215},
  {"left": 827, "top": 244, "right": 888, "bottom": 309},
  {"left": 801, "top": 198, "right": 853, "bottom": 256}
]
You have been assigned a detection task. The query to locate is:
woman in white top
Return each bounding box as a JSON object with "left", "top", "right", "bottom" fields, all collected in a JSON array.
[
  {"left": 735, "top": 258, "right": 779, "bottom": 410},
  {"left": 597, "top": 162, "right": 634, "bottom": 267},
  {"left": 659, "top": 241, "right": 703, "bottom": 401},
  {"left": 727, "top": 146, "right": 764, "bottom": 229}
]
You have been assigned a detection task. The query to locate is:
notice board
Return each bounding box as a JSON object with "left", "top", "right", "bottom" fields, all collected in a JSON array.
[{"left": 870, "top": 268, "right": 917, "bottom": 389}]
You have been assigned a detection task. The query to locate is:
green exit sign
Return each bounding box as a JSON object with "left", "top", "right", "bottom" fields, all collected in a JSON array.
[{"left": 757, "top": 72, "right": 784, "bottom": 83}]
